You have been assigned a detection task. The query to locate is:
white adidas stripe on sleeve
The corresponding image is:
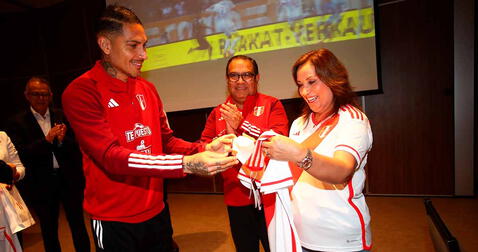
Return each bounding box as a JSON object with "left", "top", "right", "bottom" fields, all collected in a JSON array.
[
  {"left": 128, "top": 153, "right": 183, "bottom": 170},
  {"left": 241, "top": 121, "right": 262, "bottom": 137}
]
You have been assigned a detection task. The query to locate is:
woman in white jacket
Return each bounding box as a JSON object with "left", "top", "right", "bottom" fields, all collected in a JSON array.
[
  {"left": 0, "top": 131, "right": 25, "bottom": 183},
  {"left": 0, "top": 131, "right": 27, "bottom": 252}
]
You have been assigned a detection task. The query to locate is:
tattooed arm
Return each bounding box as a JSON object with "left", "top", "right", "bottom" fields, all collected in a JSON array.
[{"left": 183, "top": 151, "right": 238, "bottom": 176}]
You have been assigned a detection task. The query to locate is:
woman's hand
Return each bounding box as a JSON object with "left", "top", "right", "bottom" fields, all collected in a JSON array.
[{"left": 262, "top": 135, "right": 307, "bottom": 163}]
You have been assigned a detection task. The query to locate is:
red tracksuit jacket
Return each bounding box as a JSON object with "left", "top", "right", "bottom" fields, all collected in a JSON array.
[{"left": 62, "top": 61, "right": 203, "bottom": 223}]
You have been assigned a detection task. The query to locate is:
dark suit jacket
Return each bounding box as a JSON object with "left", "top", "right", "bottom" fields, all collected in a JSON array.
[{"left": 6, "top": 107, "right": 85, "bottom": 203}]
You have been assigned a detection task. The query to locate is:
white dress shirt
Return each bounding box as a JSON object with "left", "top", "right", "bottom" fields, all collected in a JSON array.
[{"left": 30, "top": 107, "right": 59, "bottom": 169}]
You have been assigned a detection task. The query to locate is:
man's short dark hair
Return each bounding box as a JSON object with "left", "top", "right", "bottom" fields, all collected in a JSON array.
[
  {"left": 226, "top": 55, "right": 259, "bottom": 75},
  {"left": 95, "top": 5, "right": 142, "bottom": 37}
]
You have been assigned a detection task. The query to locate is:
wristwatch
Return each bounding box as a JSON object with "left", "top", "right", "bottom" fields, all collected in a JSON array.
[{"left": 296, "top": 149, "right": 313, "bottom": 170}]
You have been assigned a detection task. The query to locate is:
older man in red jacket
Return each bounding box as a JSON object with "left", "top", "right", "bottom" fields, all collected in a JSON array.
[{"left": 201, "top": 55, "right": 289, "bottom": 252}]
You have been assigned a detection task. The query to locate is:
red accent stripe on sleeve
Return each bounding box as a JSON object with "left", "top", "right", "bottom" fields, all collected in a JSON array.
[
  {"left": 344, "top": 106, "right": 356, "bottom": 119},
  {"left": 348, "top": 105, "right": 364, "bottom": 120},
  {"left": 335, "top": 144, "right": 362, "bottom": 165},
  {"left": 347, "top": 105, "right": 360, "bottom": 119},
  {"left": 358, "top": 108, "right": 364, "bottom": 121}
]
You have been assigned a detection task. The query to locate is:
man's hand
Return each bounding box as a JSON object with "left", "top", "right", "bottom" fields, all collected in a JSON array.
[
  {"left": 205, "top": 134, "right": 236, "bottom": 154},
  {"left": 56, "top": 123, "right": 67, "bottom": 143},
  {"left": 45, "top": 124, "right": 65, "bottom": 144},
  {"left": 183, "top": 151, "right": 238, "bottom": 176},
  {"left": 220, "top": 103, "right": 243, "bottom": 131}
]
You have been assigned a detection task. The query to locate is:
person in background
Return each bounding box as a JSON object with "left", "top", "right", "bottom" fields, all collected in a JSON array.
[
  {"left": 0, "top": 131, "right": 24, "bottom": 186},
  {"left": 200, "top": 55, "right": 289, "bottom": 252},
  {"left": 6, "top": 77, "right": 90, "bottom": 252},
  {"left": 62, "top": 5, "right": 237, "bottom": 252},
  {"left": 262, "top": 48, "right": 373, "bottom": 252},
  {"left": 0, "top": 131, "right": 26, "bottom": 251},
  {"left": 0, "top": 132, "right": 24, "bottom": 184}
]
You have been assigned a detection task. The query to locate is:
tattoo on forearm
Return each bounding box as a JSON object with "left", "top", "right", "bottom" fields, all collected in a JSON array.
[
  {"left": 184, "top": 160, "right": 210, "bottom": 176},
  {"left": 102, "top": 61, "right": 117, "bottom": 78}
]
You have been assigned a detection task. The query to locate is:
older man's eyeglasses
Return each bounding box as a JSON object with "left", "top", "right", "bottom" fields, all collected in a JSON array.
[
  {"left": 227, "top": 72, "right": 256, "bottom": 82},
  {"left": 28, "top": 92, "right": 51, "bottom": 97}
]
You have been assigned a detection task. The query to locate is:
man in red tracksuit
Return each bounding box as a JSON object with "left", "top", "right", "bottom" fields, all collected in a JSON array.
[
  {"left": 200, "top": 55, "right": 289, "bottom": 252},
  {"left": 62, "top": 5, "right": 237, "bottom": 252}
]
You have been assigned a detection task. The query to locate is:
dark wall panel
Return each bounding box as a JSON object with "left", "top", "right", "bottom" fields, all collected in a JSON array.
[
  {"left": 365, "top": 0, "right": 454, "bottom": 195},
  {"left": 42, "top": 1, "right": 103, "bottom": 74},
  {"left": 0, "top": 0, "right": 105, "bottom": 130},
  {"left": 0, "top": 13, "right": 47, "bottom": 77},
  {"left": 0, "top": 77, "right": 31, "bottom": 129}
]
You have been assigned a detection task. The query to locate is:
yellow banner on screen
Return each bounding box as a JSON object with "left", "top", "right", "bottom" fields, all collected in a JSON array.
[{"left": 142, "top": 8, "right": 374, "bottom": 72}]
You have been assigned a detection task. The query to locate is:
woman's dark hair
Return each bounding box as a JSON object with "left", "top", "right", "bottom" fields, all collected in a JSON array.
[
  {"left": 225, "top": 55, "right": 259, "bottom": 75},
  {"left": 95, "top": 5, "right": 142, "bottom": 37},
  {"left": 292, "top": 48, "right": 360, "bottom": 118}
]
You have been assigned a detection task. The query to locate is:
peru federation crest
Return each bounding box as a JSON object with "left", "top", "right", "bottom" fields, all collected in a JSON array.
[
  {"left": 136, "top": 94, "right": 146, "bottom": 111},
  {"left": 253, "top": 106, "right": 264, "bottom": 117}
]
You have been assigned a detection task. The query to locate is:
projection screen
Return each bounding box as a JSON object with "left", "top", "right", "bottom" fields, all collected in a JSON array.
[{"left": 106, "top": 0, "right": 379, "bottom": 112}]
